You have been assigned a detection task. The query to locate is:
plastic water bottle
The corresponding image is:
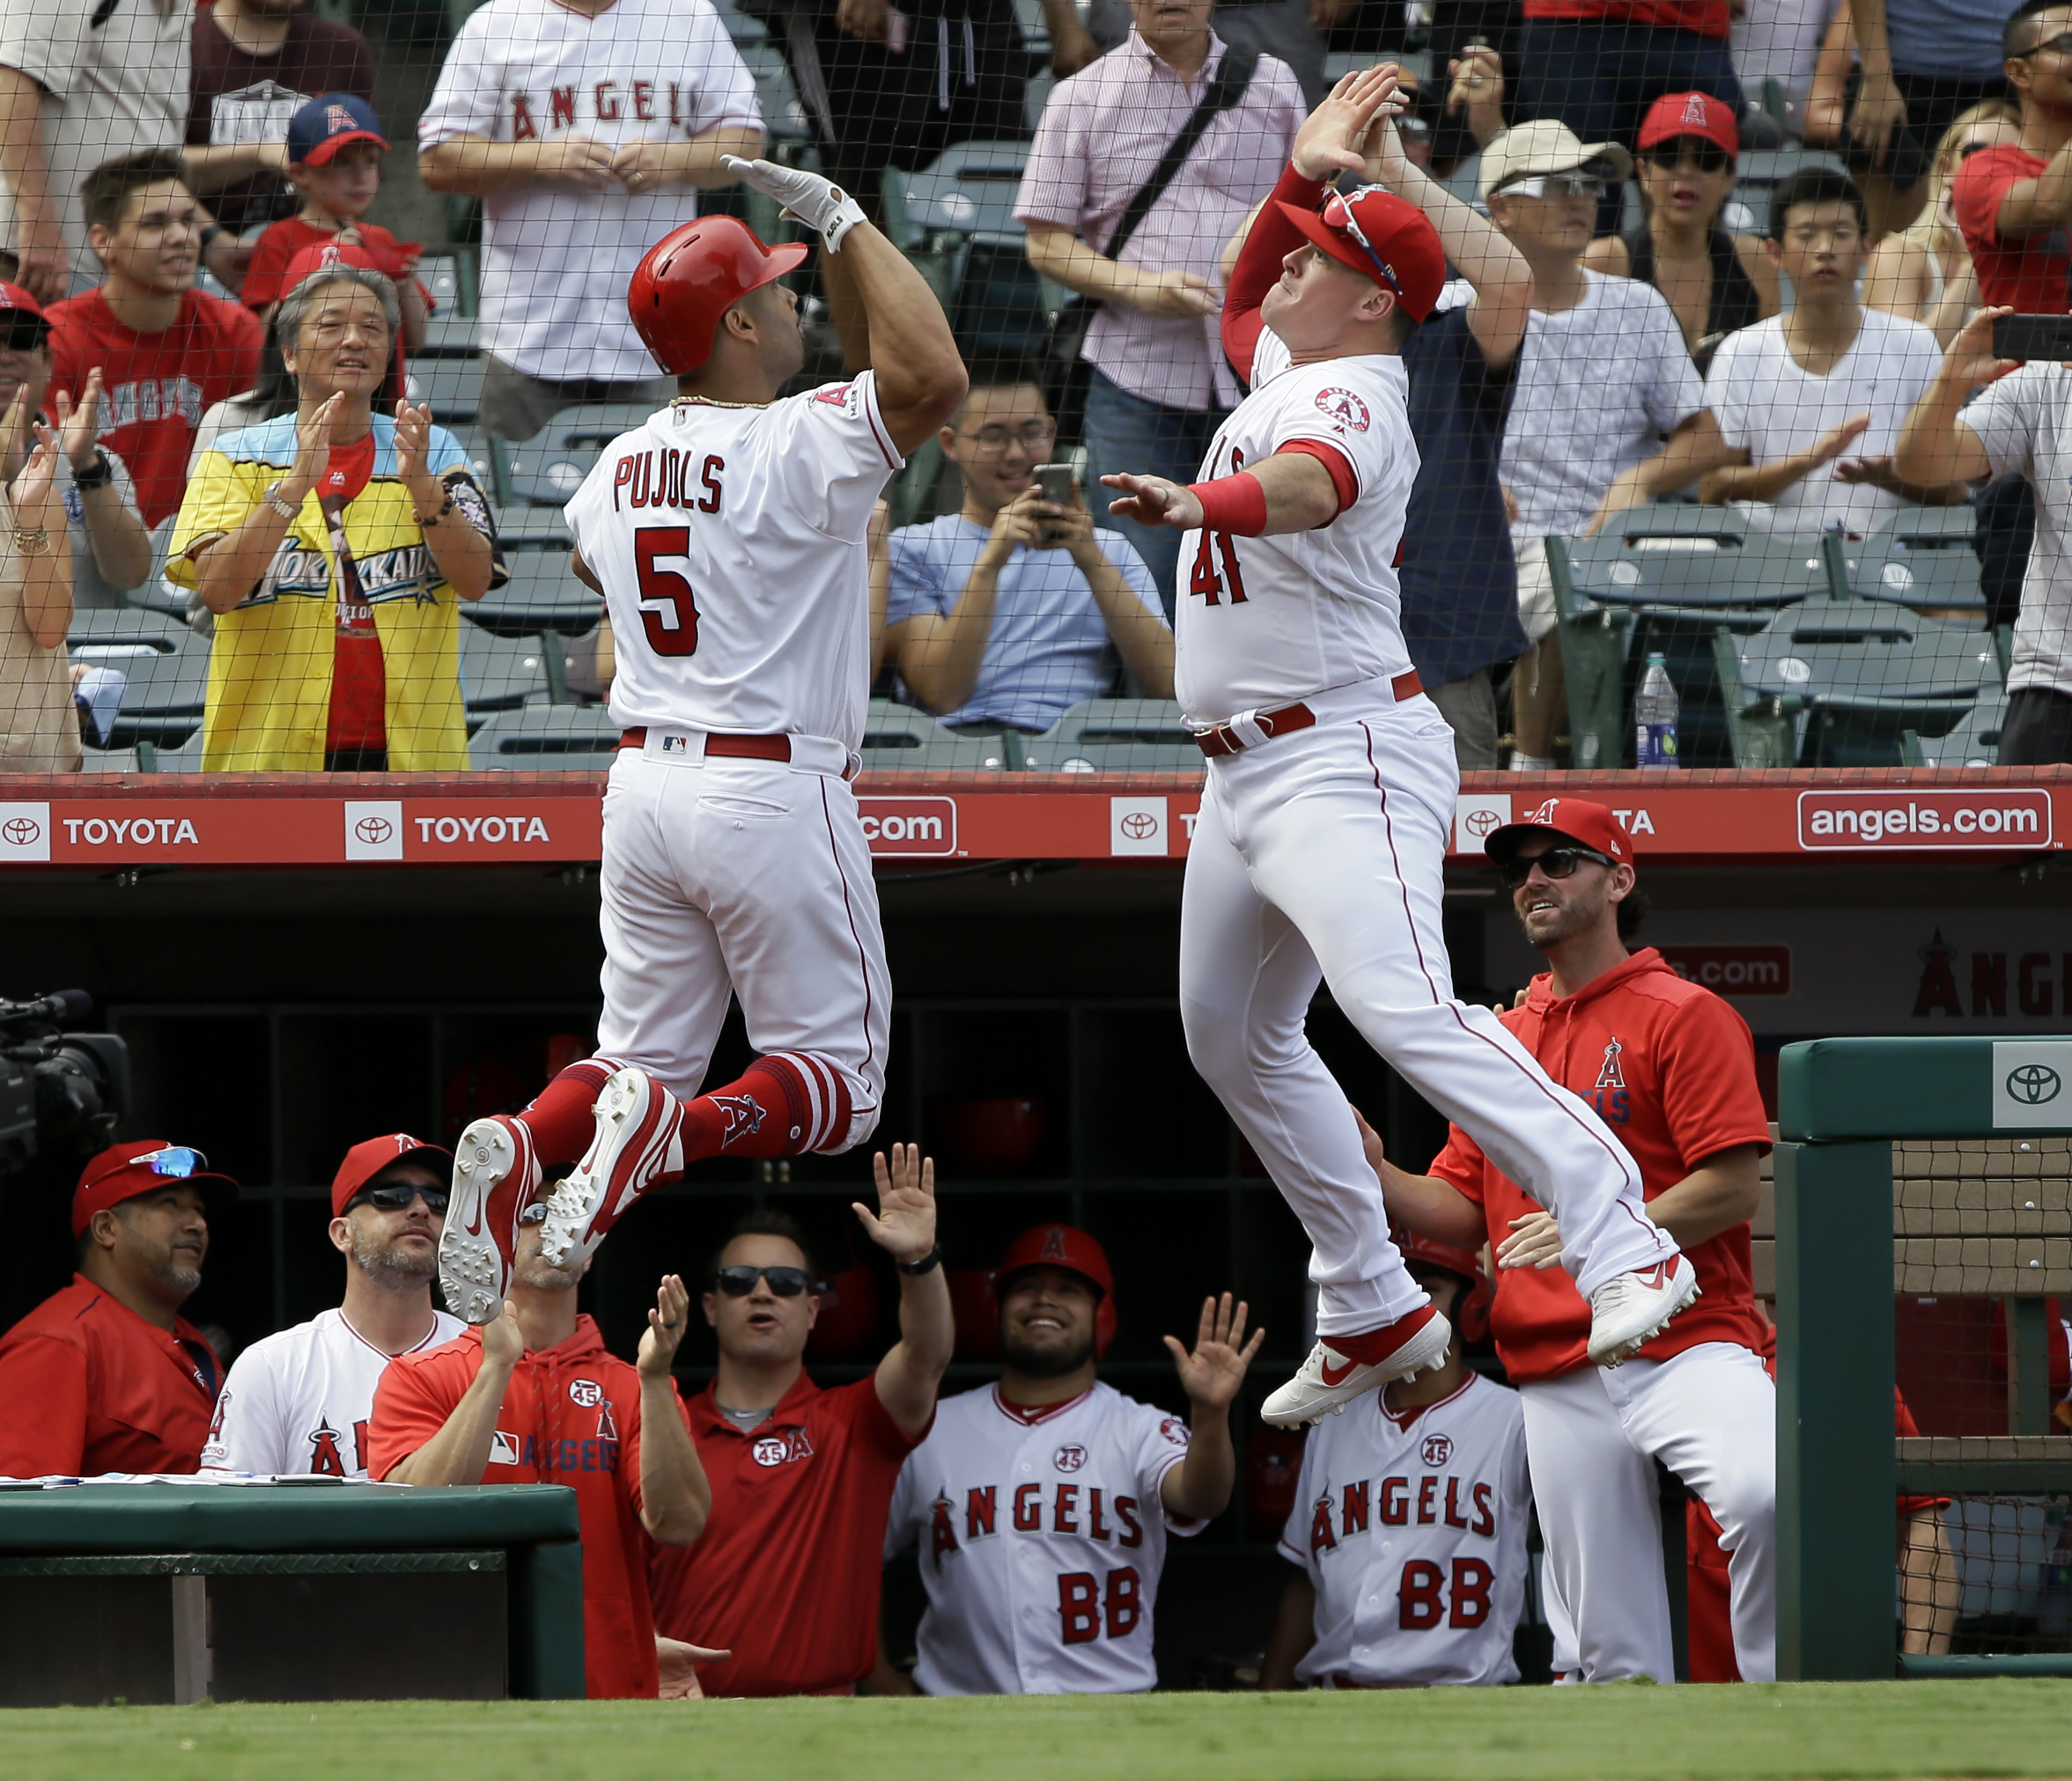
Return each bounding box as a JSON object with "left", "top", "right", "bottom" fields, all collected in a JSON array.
[{"left": 1634, "top": 653, "right": 1680, "bottom": 768}]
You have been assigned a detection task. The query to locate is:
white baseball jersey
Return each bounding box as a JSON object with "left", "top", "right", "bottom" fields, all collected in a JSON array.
[
  {"left": 1279, "top": 1372, "right": 1530, "bottom": 1687},
  {"left": 1173, "top": 327, "right": 1421, "bottom": 727},
  {"left": 883, "top": 1383, "right": 1203, "bottom": 1694},
  {"left": 565, "top": 378, "right": 903, "bottom": 752},
  {"left": 199, "top": 1308, "right": 466, "bottom": 1479},
  {"left": 417, "top": 0, "right": 762, "bottom": 382}
]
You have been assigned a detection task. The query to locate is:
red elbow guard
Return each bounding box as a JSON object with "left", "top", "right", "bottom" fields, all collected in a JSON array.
[{"left": 1187, "top": 470, "right": 1269, "bottom": 536}]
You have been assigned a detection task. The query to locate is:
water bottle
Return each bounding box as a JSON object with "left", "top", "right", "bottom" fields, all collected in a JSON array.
[{"left": 1634, "top": 653, "right": 1680, "bottom": 768}]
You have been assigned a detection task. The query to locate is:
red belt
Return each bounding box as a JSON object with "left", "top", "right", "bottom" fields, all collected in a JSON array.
[
  {"left": 1193, "top": 670, "right": 1423, "bottom": 759},
  {"left": 619, "top": 728, "right": 793, "bottom": 763}
]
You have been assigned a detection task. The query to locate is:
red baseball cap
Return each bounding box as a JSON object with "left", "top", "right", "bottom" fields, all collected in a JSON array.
[
  {"left": 1483, "top": 796, "right": 1634, "bottom": 867},
  {"left": 1395, "top": 1228, "right": 1486, "bottom": 1290},
  {"left": 1275, "top": 185, "right": 1449, "bottom": 323},
  {"left": 331, "top": 1133, "right": 452, "bottom": 1217},
  {"left": 1637, "top": 91, "right": 1739, "bottom": 158},
  {"left": 279, "top": 238, "right": 401, "bottom": 293},
  {"left": 72, "top": 1140, "right": 238, "bottom": 1238},
  {"left": 0, "top": 281, "right": 46, "bottom": 322},
  {"left": 996, "top": 1223, "right": 1117, "bottom": 1357}
]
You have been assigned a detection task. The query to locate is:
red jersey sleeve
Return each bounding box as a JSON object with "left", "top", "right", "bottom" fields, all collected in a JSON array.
[
  {"left": 240, "top": 224, "right": 302, "bottom": 313},
  {"left": 855, "top": 1374, "right": 932, "bottom": 1459},
  {"left": 621, "top": 1375, "right": 693, "bottom": 1517},
  {"left": 0, "top": 1334, "right": 88, "bottom": 1476},
  {"left": 366, "top": 1346, "right": 472, "bottom": 1481},
  {"left": 1953, "top": 147, "right": 2030, "bottom": 249},
  {"left": 1652, "top": 991, "right": 1773, "bottom": 1172},
  {"left": 1427, "top": 1124, "right": 1489, "bottom": 1203},
  {"left": 1223, "top": 163, "right": 1327, "bottom": 388}
]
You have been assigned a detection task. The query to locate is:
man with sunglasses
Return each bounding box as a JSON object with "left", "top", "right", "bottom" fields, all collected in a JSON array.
[
  {"left": 1102, "top": 69, "right": 1695, "bottom": 1431},
  {"left": 200, "top": 1134, "right": 465, "bottom": 1478},
  {"left": 1368, "top": 796, "right": 1775, "bottom": 1682},
  {"left": 1951, "top": 0, "right": 2072, "bottom": 314},
  {"left": 0, "top": 1140, "right": 237, "bottom": 1478}
]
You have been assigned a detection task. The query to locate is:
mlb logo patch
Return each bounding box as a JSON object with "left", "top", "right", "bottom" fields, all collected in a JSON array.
[{"left": 661, "top": 734, "right": 688, "bottom": 754}]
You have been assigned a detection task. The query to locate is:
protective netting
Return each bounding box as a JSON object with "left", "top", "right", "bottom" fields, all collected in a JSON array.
[{"left": 0, "top": 0, "right": 2040, "bottom": 777}]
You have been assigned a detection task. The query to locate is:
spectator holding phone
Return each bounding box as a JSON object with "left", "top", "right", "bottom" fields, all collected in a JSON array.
[{"left": 1951, "top": 0, "right": 2072, "bottom": 315}]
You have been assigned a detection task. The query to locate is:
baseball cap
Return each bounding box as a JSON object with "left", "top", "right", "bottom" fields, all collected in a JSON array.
[
  {"left": 1395, "top": 1228, "right": 1486, "bottom": 1290},
  {"left": 73, "top": 1140, "right": 238, "bottom": 1238},
  {"left": 1478, "top": 120, "right": 1634, "bottom": 198},
  {"left": 1638, "top": 90, "right": 1740, "bottom": 158},
  {"left": 1482, "top": 796, "right": 1633, "bottom": 867},
  {"left": 0, "top": 282, "right": 49, "bottom": 345},
  {"left": 287, "top": 93, "right": 389, "bottom": 168},
  {"left": 996, "top": 1224, "right": 1117, "bottom": 1357},
  {"left": 1275, "top": 186, "right": 1448, "bottom": 323},
  {"left": 331, "top": 1133, "right": 453, "bottom": 1218},
  {"left": 279, "top": 237, "right": 418, "bottom": 295}
]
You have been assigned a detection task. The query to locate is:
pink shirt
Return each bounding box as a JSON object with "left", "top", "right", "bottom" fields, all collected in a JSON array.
[{"left": 1014, "top": 30, "right": 1303, "bottom": 411}]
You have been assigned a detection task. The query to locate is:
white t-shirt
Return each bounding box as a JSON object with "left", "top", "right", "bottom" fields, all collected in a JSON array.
[
  {"left": 564, "top": 378, "right": 902, "bottom": 748},
  {"left": 1704, "top": 310, "right": 1945, "bottom": 536},
  {"left": 1960, "top": 361, "right": 2072, "bottom": 699},
  {"left": 884, "top": 1383, "right": 1201, "bottom": 1695},
  {"left": 199, "top": 1306, "right": 467, "bottom": 1478},
  {"left": 1502, "top": 273, "right": 1704, "bottom": 541},
  {"left": 1173, "top": 326, "right": 1420, "bottom": 725},
  {"left": 417, "top": 0, "right": 762, "bottom": 383},
  {"left": 1279, "top": 1372, "right": 1531, "bottom": 1688}
]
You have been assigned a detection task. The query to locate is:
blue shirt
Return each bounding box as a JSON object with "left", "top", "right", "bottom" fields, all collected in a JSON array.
[
  {"left": 1887, "top": 0, "right": 2012, "bottom": 77},
  {"left": 885, "top": 514, "right": 1166, "bottom": 731}
]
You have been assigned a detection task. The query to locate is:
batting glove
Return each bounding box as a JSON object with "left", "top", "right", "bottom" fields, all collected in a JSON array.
[{"left": 722, "top": 155, "right": 868, "bottom": 253}]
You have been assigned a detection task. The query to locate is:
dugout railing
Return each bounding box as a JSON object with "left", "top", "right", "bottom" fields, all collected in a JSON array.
[{"left": 1776, "top": 1036, "right": 2072, "bottom": 1680}]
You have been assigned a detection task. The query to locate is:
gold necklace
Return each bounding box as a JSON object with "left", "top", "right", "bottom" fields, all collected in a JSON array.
[{"left": 673, "top": 395, "right": 773, "bottom": 410}]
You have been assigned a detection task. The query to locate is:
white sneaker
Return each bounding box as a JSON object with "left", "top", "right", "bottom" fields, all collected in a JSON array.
[
  {"left": 439, "top": 1115, "right": 540, "bottom": 1325},
  {"left": 538, "top": 1067, "right": 684, "bottom": 1271},
  {"left": 1260, "top": 1307, "right": 1453, "bottom": 1428},
  {"left": 1586, "top": 1255, "right": 1701, "bottom": 1367}
]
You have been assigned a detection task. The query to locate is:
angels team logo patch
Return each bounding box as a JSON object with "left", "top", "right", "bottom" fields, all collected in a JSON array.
[
  {"left": 751, "top": 1427, "right": 817, "bottom": 1468},
  {"left": 1595, "top": 1037, "right": 1626, "bottom": 1091},
  {"left": 1160, "top": 1417, "right": 1191, "bottom": 1448},
  {"left": 1420, "top": 1433, "right": 1453, "bottom": 1467},
  {"left": 712, "top": 1092, "right": 767, "bottom": 1146},
  {"left": 568, "top": 1378, "right": 603, "bottom": 1408},
  {"left": 1315, "top": 388, "right": 1371, "bottom": 433},
  {"left": 1054, "top": 1444, "right": 1088, "bottom": 1472}
]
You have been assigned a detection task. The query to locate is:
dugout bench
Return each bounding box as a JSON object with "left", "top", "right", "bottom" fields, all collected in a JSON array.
[
  {"left": 0, "top": 1483, "right": 583, "bottom": 1705},
  {"left": 1775, "top": 1036, "right": 2072, "bottom": 1680}
]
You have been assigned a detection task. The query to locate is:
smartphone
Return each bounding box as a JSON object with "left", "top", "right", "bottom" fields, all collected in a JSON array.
[
  {"left": 1034, "top": 463, "right": 1076, "bottom": 509},
  {"left": 1992, "top": 313, "right": 2072, "bottom": 363}
]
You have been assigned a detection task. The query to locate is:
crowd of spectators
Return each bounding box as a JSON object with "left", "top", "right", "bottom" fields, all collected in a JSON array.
[{"left": 0, "top": 0, "right": 2063, "bottom": 768}]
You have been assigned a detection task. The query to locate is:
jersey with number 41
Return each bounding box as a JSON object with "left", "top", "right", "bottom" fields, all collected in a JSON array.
[
  {"left": 563, "top": 374, "right": 904, "bottom": 752},
  {"left": 1174, "top": 328, "right": 1420, "bottom": 728},
  {"left": 883, "top": 1382, "right": 1203, "bottom": 1694},
  {"left": 1280, "top": 1371, "right": 1530, "bottom": 1687}
]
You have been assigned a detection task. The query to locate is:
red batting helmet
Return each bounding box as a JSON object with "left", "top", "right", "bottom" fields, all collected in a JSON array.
[
  {"left": 995, "top": 1223, "right": 1117, "bottom": 1358},
  {"left": 1395, "top": 1229, "right": 1493, "bottom": 1345},
  {"left": 627, "top": 216, "right": 810, "bottom": 376}
]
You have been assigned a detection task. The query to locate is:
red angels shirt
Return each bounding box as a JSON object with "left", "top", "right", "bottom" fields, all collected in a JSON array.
[
  {"left": 1427, "top": 948, "right": 1773, "bottom": 1384},
  {"left": 1521, "top": 0, "right": 1727, "bottom": 36},
  {"left": 241, "top": 217, "right": 432, "bottom": 314},
  {"left": 0, "top": 1275, "right": 222, "bottom": 1477},
  {"left": 1954, "top": 147, "right": 2072, "bottom": 315},
  {"left": 45, "top": 289, "right": 266, "bottom": 527},
  {"left": 649, "top": 1372, "right": 929, "bottom": 1696},
  {"left": 317, "top": 431, "right": 383, "bottom": 752},
  {"left": 367, "top": 1318, "right": 688, "bottom": 1699}
]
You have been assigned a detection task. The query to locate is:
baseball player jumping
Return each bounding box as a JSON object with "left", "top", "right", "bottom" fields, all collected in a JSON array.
[
  {"left": 1101, "top": 66, "right": 1695, "bottom": 1427},
  {"left": 437, "top": 164, "right": 968, "bottom": 1322}
]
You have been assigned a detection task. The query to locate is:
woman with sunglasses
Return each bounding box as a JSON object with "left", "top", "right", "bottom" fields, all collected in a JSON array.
[
  {"left": 1864, "top": 102, "right": 2023, "bottom": 344},
  {"left": 1582, "top": 92, "right": 1780, "bottom": 369}
]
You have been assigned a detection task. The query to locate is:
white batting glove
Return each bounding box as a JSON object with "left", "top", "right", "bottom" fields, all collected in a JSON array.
[{"left": 722, "top": 155, "right": 868, "bottom": 252}]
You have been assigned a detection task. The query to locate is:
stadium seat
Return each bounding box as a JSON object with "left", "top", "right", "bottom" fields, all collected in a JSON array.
[
  {"left": 1022, "top": 698, "right": 1203, "bottom": 773},
  {"left": 67, "top": 610, "right": 210, "bottom": 747},
  {"left": 503, "top": 403, "right": 658, "bottom": 507},
  {"left": 893, "top": 142, "right": 1049, "bottom": 358},
  {"left": 1906, "top": 683, "right": 2007, "bottom": 767},
  {"left": 467, "top": 549, "right": 601, "bottom": 639},
  {"left": 468, "top": 703, "right": 621, "bottom": 769},
  {"left": 1727, "top": 148, "right": 1848, "bottom": 234},
  {"left": 86, "top": 734, "right": 206, "bottom": 773},
  {"left": 737, "top": 41, "right": 811, "bottom": 139},
  {"left": 1828, "top": 530, "right": 1985, "bottom": 617},
  {"left": 406, "top": 356, "right": 484, "bottom": 425},
  {"left": 459, "top": 629, "right": 561, "bottom": 711},
  {"left": 859, "top": 700, "right": 1015, "bottom": 771}
]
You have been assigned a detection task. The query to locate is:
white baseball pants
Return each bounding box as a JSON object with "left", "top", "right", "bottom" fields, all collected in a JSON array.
[
  {"left": 1177, "top": 684, "right": 1675, "bottom": 1337},
  {"left": 1525, "top": 1342, "right": 1777, "bottom": 1683},
  {"left": 595, "top": 735, "right": 888, "bottom": 1151}
]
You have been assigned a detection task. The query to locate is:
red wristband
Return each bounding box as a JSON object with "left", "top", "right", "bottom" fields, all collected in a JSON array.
[{"left": 1187, "top": 470, "right": 1268, "bottom": 536}]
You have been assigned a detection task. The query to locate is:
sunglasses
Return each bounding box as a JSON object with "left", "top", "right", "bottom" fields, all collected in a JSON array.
[
  {"left": 1498, "top": 173, "right": 1604, "bottom": 200},
  {"left": 714, "top": 1264, "right": 812, "bottom": 1297},
  {"left": 135, "top": 1145, "right": 208, "bottom": 1178},
  {"left": 353, "top": 1182, "right": 450, "bottom": 1213},
  {"left": 1498, "top": 845, "right": 1614, "bottom": 889},
  {"left": 0, "top": 321, "right": 47, "bottom": 352},
  {"left": 1321, "top": 187, "right": 1406, "bottom": 302},
  {"left": 2018, "top": 28, "right": 2072, "bottom": 56},
  {"left": 1643, "top": 138, "right": 1732, "bottom": 173}
]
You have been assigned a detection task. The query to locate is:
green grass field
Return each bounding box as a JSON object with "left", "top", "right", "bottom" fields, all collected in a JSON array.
[{"left": 3, "top": 1682, "right": 2070, "bottom": 1781}]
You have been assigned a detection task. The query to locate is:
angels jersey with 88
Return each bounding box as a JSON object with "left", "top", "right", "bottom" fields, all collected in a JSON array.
[
  {"left": 1280, "top": 1372, "right": 1530, "bottom": 1687},
  {"left": 199, "top": 1308, "right": 466, "bottom": 1478},
  {"left": 883, "top": 1383, "right": 1202, "bottom": 1694}
]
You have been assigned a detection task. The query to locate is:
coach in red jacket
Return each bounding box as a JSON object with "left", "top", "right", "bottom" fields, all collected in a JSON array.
[{"left": 369, "top": 1183, "right": 709, "bottom": 1699}]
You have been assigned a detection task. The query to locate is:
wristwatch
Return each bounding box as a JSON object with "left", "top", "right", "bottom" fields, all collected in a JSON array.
[
  {"left": 71, "top": 451, "right": 111, "bottom": 492},
  {"left": 262, "top": 481, "right": 301, "bottom": 522},
  {"left": 198, "top": 223, "right": 224, "bottom": 255},
  {"left": 897, "top": 1245, "right": 943, "bottom": 1277}
]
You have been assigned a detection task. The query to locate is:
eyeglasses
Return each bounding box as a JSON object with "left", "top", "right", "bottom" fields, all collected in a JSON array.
[
  {"left": 714, "top": 1264, "right": 813, "bottom": 1297},
  {"left": 1497, "top": 173, "right": 1604, "bottom": 201},
  {"left": 353, "top": 1182, "right": 450, "bottom": 1213},
  {"left": 1497, "top": 845, "right": 1614, "bottom": 889},
  {"left": 2018, "top": 28, "right": 2072, "bottom": 56},
  {"left": 959, "top": 421, "right": 1056, "bottom": 455},
  {"left": 1642, "top": 138, "right": 1733, "bottom": 174},
  {"left": 0, "top": 321, "right": 47, "bottom": 352},
  {"left": 1321, "top": 187, "right": 1406, "bottom": 302},
  {"left": 134, "top": 1145, "right": 208, "bottom": 1178}
]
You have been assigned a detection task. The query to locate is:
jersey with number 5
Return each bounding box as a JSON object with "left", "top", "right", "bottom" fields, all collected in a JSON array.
[
  {"left": 883, "top": 1382, "right": 1204, "bottom": 1694},
  {"left": 563, "top": 375, "right": 903, "bottom": 752},
  {"left": 1280, "top": 1371, "right": 1530, "bottom": 1687},
  {"left": 1173, "top": 329, "right": 1420, "bottom": 728}
]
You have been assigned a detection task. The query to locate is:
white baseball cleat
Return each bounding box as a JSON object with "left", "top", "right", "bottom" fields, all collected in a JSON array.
[
  {"left": 539, "top": 1066, "right": 685, "bottom": 1271},
  {"left": 439, "top": 1115, "right": 541, "bottom": 1324},
  {"left": 1261, "top": 1305, "right": 1453, "bottom": 1428},
  {"left": 1586, "top": 1254, "right": 1701, "bottom": 1367}
]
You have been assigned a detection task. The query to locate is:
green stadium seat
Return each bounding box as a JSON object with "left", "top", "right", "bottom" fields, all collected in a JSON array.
[
  {"left": 67, "top": 611, "right": 210, "bottom": 747},
  {"left": 467, "top": 549, "right": 600, "bottom": 638},
  {"left": 1022, "top": 698, "right": 1204, "bottom": 773},
  {"left": 859, "top": 700, "right": 1016, "bottom": 771},
  {"left": 468, "top": 704, "right": 621, "bottom": 769}
]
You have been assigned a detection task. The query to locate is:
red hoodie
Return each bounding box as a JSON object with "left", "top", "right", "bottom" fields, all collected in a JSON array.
[
  {"left": 1428, "top": 947, "right": 1773, "bottom": 1384},
  {"left": 368, "top": 1316, "right": 688, "bottom": 1698}
]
